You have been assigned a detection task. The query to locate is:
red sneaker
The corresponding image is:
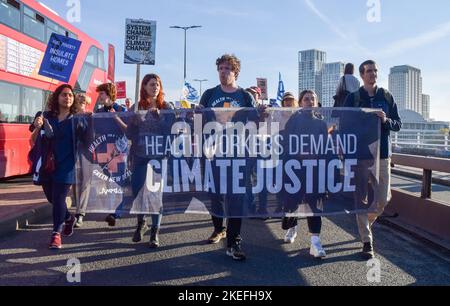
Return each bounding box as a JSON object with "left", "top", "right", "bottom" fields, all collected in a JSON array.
[{"left": 49, "top": 233, "right": 62, "bottom": 250}]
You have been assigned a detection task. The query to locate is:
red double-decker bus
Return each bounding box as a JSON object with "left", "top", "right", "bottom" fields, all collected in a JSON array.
[{"left": 0, "top": 0, "right": 110, "bottom": 178}]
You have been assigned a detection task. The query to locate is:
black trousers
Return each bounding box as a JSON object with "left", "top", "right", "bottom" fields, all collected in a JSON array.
[
  {"left": 42, "top": 180, "right": 72, "bottom": 233},
  {"left": 212, "top": 216, "right": 242, "bottom": 248},
  {"left": 289, "top": 217, "right": 322, "bottom": 235}
]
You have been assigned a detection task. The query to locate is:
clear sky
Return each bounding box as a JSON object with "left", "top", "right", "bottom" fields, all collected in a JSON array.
[{"left": 41, "top": 0, "right": 450, "bottom": 122}]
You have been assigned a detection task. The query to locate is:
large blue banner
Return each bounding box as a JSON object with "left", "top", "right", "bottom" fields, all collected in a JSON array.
[
  {"left": 38, "top": 33, "right": 81, "bottom": 82},
  {"left": 73, "top": 108, "right": 381, "bottom": 218}
]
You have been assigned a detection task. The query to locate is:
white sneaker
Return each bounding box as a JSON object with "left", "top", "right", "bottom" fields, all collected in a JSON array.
[
  {"left": 310, "top": 236, "right": 326, "bottom": 259},
  {"left": 284, "top": 226, "right": 298, "bottom": 244}
]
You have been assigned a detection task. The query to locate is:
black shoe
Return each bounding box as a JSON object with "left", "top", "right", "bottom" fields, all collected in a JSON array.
[
  {"left": 149, "top": 226, "right": 160, "bottom": 248},
  {"left": 208, "top": 229, "right": 227, "bottom": 244},
  {"left": 362, "top": 242, "right": 375, "bottom": 260},
  {"left": 74, "top": 215, "right": 84, "bottom": 228},
  {"left": 105, "top": 214, "right": 116, "bottom": 227},
  {"left": 226, "top": 242, "right": 246, "bottom": 261},
  {"left": 133, "top": 221, "right": 148, "bottom": 243}
]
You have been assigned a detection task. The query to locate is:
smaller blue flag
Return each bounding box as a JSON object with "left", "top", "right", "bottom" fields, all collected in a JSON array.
[
  {"left": 276, "top": 73, "right": 285, "bottom": 103},
  {"left": 183, "top": 82, "right": 200, "bottom": 103}
]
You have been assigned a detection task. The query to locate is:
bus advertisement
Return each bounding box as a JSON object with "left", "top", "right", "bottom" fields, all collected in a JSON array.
[{"left": 0, "top": 0, "right": 110, "bottom": 178}]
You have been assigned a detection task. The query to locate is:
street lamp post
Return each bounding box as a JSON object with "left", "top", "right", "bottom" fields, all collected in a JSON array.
[
  {"left": 193, "top": 79, "right": 208, "bottom": 97},
  {"left": 170, "top": 25, "right": 202, "bottom": 81}
]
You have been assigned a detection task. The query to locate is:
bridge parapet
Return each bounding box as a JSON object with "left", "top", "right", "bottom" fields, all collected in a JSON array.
[{"left": 386, "top": 154, "right": 450, "bottom": 249}]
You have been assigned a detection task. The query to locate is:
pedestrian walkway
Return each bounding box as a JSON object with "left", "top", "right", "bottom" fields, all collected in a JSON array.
[
  {"left": 394, "top": 165, "right": 450, "bottom": 182},
  {"left": 0, "top": 211, "right": 449, "bottom": 285},
  {"left": 1, "top": 177, "right": 449, "bottom": 286},
  {"left": 391, "top": 174, "right": 450, "bottom": 204},
  {"left": 0, "top": 177, "right": 48, "bottom": 222}
]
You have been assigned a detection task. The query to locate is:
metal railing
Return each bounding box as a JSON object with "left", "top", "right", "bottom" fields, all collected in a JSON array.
[
  {"left": 391, "top": 154, "right": 450, "bottom": 199},
  {"left": 393, "top": 130, "right": 449, "bottom": 151},
  {"left": 387, "top": 154, "right": 450, "bottom": 247}
]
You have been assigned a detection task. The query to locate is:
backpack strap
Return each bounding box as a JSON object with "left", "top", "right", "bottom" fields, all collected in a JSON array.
[
  {"left": 353, "top": 87, "right": 394, "bottom": 108},
  {"left": 353, "top": 89, "right": 361, "bottom": 107},
  {"left": 380, "top": 88, "right": 394, "bottom": 106}
]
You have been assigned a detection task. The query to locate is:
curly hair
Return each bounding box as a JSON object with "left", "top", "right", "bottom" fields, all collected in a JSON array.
[
  {"left": 96, "top": 82, "right": 117, "bottom": 102},
  {"left": 139, "top": 74, "right": 165, "bottom": 110},
  {"left": 216, "top": 54, "right": 241, "bottom": 80},
  {"left": 47, "top": 84, "right": 76, "bottom": 116}
]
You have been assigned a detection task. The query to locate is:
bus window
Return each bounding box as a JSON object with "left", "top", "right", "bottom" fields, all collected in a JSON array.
[
  {"left": 68, "top": 31, "right": 77, "bottom": 39},
  {"left": 23, "top": 6, "right": 45, "bottom": 42},
  {"left": 22, "top": 87, "right": 43, "bottom": 123},
  {"left": 85, "top": 46, "right": 98, "bottom": 67},
  {"left": 0, "top": 81, "right": 20, "bottom": 123},
  {"left": 98, "top": 48, "right": 105, "bottom": 70},
  {"left": 0, "top": 0, "right": 21, "bottom": 30},
  {"left": 46, "top": 19, "right": 67, "bottom": 42},
  {"left": 75, "top": 63, "right": 95, "bottom": 92}
]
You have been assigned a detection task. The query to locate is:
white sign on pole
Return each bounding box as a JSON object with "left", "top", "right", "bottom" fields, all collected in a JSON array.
[
  {"left": 257, "top": 78, "right": 268, "bottom": 101},
  {"left": 124, "top": 19, "right": 156, "bottom": 65}
]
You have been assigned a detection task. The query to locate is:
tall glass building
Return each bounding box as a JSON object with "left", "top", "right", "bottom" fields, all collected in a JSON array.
[
  {"left": 298, "top": 49, "right": 327, "bottom": 102},
  {"left": 389, "top": 65, "right": 423, "bottom": 115},
  {"left": 321, "top": 62, "right": 345, "bottom": 107}
]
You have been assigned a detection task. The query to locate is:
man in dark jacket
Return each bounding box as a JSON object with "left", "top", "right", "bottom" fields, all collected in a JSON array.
[{"left": 344, "top": 60, "right": 402, "bottom": 259}]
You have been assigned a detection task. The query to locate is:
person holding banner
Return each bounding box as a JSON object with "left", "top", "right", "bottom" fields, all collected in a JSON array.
[
  {"left": 115, "top": 74, "right": 173, "bottom": 248},
  {"left": 282, "top": 90, "right": 327, "bottom": 259},
  {"left": 74, "top": 93, "right": 92, "bottom": 114},
  {"left": 280, "top": 92, "right": 299, "bottom": 241},
  {"left": 281, "top": 92, "right": 298, "bottom": 108},
  {"left": 94, "top": 83, "right": 128, "bottom": 226},
  {"left": 73, "top": 93, "right": 93, "bottom": 228},
  {"left": 269, "top": 91, "right": 299, "bottom": 216},
  {"left": 96, "top": 83, "right": 127, "bottom": 113},
  {"left": 199, "top": 54, "right": 257, "bottom": 261},
  {"left": 125, "top": 98, "right": 133, "bottom": 111},
  {"left": 344, "top": 60, "right": 402, "bottom": 260},
  {"left": 31, "top": 84, "right": 78, "bottom": 249},
  {"left": 244, "top": 86, "right": 270, "bottom": 219},
  {"left": 246, "top": 86, "right": 262, "bottom": 106}
]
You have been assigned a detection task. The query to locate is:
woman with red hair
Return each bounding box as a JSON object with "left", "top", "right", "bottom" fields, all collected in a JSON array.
[
  {"left": 117, "top": 74, "right": 172, "bottom": 248},
  {"left": 136, "top": 74, "right": 169, "bottom": 111},
  {"left": 133, "top": 74, "right": 172, "bottom": 247}
]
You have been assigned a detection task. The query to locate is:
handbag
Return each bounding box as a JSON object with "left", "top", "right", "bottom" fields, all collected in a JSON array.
[
  {"left": 30, "top": 116, "right": 56, "bottom": 180},
  {"left": 43, "top": 143, "right": 56, "bottom": 174}
]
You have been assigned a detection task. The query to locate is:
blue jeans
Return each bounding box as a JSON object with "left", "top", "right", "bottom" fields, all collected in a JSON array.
[
  {"left": 132, "top": 157, "right": 163, "bottom": 228},
  {"left": 113, "top": 199, "right": 126, "bottom": 219},
  {"left": 289, "top": 217, "right": 322, "bottom": 235},
  {"left": 137, "top": 214, "right": 162, "bottom": 228}
]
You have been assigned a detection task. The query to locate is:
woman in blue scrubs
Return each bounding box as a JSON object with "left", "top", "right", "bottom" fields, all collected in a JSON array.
[{"left": 31, "top": 84, "right": 77, "bottom": 250}]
